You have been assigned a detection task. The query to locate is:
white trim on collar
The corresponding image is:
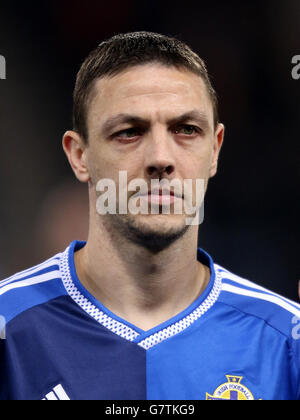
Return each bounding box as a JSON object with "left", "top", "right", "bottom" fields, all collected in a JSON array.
[{"left": 59, "top": 246, "right": 222, "bottom": 350}]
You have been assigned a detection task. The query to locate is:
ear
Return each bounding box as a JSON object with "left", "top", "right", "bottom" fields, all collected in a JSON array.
[
  {"left": 62, "top": 131, "right": 90, "bottom": 183},
  {"left": 209, "top": 123, "right": 225, "bottom": 178}
]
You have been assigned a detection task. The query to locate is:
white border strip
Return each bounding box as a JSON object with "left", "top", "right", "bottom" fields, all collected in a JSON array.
[
  {"left": 0, "top": 255, "right": 61, "bottom": 289},
  {"left": 0, "top": 271, "right": 61, "bottom": 297},
  {"left": 222, "top": 283, "right": 300, "bottom": 318},
  {"left": 137, "top": 269, "right": 222, "bottom": 350}
]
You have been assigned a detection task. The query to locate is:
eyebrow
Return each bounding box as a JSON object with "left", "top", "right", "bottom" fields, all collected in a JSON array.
[
  {"left": 101, "top": 110, "right": 211, "bottom": 136},
  {"left": 102, "top": 114, "right": 148, "bottom": 137},
  {"left": 167, "top": 110, "right": 210, "bottom": 131}
]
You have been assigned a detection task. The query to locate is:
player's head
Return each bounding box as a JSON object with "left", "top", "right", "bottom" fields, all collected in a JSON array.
[
  {"left": 63, "top": 32, "right": 224, "bottom": 252},
  {"left": 72, "top": 31, "right": 219, "bottom": 144}
]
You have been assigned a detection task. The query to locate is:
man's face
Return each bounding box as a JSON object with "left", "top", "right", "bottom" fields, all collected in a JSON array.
[{"left": 84, "top": 64, "right": 224, "bottom": 251}]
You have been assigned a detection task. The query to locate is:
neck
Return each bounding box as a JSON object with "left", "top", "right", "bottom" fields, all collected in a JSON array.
[{"left": 74, "top": 217, "right": 210, "bottom": 331}]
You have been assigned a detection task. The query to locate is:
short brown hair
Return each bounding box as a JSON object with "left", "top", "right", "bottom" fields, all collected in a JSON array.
[{"left": 73, "top": 32, "right": 219, "bottom": 142}]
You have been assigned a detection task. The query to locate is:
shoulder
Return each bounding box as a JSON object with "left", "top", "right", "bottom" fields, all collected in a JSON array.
[
  {"left": 0, "top": 252, "right": 68, "bottom": 324},
  {"left": 215, "top": 263, "right": 300, "bottom": 339}
]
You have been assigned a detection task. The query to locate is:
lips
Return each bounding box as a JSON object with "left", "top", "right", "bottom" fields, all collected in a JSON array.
[
  {"left": 145, "top": 188, "right": 182, "bottom": 199},
  {"left": 137, "top": 188, "right": 183, "bottom": 206}
]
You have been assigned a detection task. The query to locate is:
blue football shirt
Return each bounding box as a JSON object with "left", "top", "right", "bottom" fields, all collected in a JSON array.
[{"left": 0, "top": 240, "right": 299, "bottom": 400}]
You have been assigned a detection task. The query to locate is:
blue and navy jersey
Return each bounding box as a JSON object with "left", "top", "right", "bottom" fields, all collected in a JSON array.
[{"left": 0, "top": 240, "right": 299, "bottom": 400}]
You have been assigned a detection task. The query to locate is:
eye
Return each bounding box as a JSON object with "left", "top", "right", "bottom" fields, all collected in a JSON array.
[
  {"left": 112, "top": 128, "right": 143, "bottom": 142},
  {"left": 174, "top": 125, "right": 200, "bottom": 136}
]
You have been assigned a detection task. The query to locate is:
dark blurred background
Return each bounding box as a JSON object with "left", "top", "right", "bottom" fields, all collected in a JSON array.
[{"left": 0, "top": 0, "right": 299, "bottom": 300}]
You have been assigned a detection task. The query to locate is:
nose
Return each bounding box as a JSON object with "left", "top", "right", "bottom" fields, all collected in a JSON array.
[{"left": 144, "top": 128, "right": 176, "bottom": 179}]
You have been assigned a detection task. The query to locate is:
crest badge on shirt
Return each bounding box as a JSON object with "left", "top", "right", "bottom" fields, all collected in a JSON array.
[{"left": 206, "top": 375, "right": 257, "bottom": 400}]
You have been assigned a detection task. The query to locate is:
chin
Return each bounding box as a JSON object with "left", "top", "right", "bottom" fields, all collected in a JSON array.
[
  {"left": 123, "top": 214, "right": 190, "bottom": 253},
  {"left": 132, "top": 212, "right": 186, "bottom": 231}
]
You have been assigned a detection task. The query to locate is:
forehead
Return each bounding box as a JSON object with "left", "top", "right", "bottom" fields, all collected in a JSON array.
[{"left": 88, "top": 64, "right": 214, "bottom": 129}]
